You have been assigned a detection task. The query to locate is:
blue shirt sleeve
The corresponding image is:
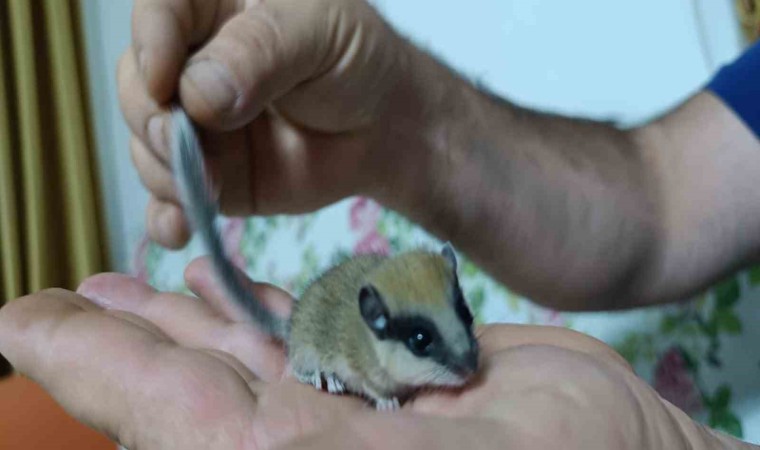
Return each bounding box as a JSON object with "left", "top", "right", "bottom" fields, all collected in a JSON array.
[{"left": 707, "top": 41, "right": 760, "bottom": 139}]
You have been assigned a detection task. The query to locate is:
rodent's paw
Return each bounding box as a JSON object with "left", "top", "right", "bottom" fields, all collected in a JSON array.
[
  {"left": 294, "top": 370, "right": 324, "bottom": 390},
  {"left": 325, "top": 375, "right": 346, "bottom": 394},
  {"left": 294, "top": 370, "right": 349, "bottom": 394}
]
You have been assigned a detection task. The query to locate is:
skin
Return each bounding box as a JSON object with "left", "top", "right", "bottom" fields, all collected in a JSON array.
[
  {"left": 0, "top": 257, "right": 755, "bottom": 450},
  {"left": 120, "top": 0, "right": 760, "bottom": 312},
  {"left": 4, "top": 0, "right": 751, "bottom": 447}
]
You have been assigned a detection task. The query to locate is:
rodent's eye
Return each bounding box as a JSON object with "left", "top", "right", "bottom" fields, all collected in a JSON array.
[{"left": 406, "top": 328, "right": 434, "bottom": 357}]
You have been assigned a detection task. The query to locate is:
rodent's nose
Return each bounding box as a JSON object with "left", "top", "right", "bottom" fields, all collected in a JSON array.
[
  {"left": 452, "top": 347, "right": 479, "bottom": 377},
  {"left": 463, "top": 347, "right": 479, "bottom": 373}
]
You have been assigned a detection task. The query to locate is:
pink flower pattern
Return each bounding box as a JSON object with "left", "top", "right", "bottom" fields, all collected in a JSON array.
[
  {"left": 221, "top": 218, "right": 247, "bottom": 270},
  {"left": 543, "top": 309, "right": 565, "bottom": 327},
  {"left": 350, "top": 197, "right": 382, "bottom": 234},
  {"left": 355, "top": 230, "right": 390, "bottom": 256},
  {"left": 349, "top": 197, "right": 389, "bottom": 256},
  {"left": 654, "top": 347, "right": 703, "bottom": 415}
]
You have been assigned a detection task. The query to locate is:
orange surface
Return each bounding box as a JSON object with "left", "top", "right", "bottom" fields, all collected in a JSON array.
[{"left": 0, "top": 375, "right": 114, "bottom": 449}]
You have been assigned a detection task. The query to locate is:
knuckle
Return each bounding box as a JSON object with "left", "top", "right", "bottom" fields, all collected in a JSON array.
[
  {"left": 40, "top": 288, "right": 70, "bottom": 297},
  {"left": 227, "top": 9, "right": 283, "bottom": 86}
]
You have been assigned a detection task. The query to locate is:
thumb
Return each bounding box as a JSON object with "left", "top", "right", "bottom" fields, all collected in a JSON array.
[{"left": 179, "top": 0, "right": 342, "bottom": 131}]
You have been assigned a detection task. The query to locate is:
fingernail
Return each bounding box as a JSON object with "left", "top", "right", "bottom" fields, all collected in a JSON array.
[
  {"left": 88, "top": 294, "right": 114, "bottom": 309},
  {"left": 183, "top": 59, "right": 239, "bottom": 114},
  {"left": 148, "top": 115, "right": 169, "bottom": 160},
  {"left": 77, "top": 274, "right": 156, "bottom": 310},
  {"left": 77, "top": 282, "right": 114, "bottom": 309}
]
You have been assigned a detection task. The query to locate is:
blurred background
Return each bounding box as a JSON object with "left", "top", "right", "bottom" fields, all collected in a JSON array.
[{"left": 1, "top": 0, "right": 759, "bottom": 448}]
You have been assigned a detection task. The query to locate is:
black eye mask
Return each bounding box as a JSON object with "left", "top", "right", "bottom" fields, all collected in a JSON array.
[
  {"left": 453, "top": 280, "right": 474, "bottom": 328},
  {"left": 359, "top": 285, "right": 445, "bottom": 356},
  {"left": 358, "top": 278, "right": 477, "bottom": 374},
  {"left": 386, "top": 316, "right": 442, "bottom": 358}
]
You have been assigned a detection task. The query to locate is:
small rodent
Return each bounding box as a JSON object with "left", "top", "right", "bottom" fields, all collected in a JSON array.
[{"left": 170, "top": 108, "right": 479, "bottom": 410}]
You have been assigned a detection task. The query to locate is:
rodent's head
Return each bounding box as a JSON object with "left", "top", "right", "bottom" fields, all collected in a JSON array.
[{"left": 359, "top": 243, "right": 479, "bottom": 389}]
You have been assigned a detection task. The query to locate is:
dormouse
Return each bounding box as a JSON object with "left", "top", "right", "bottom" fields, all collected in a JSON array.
[{"left": 171, "top": 108, "right": 479, "bottom": 409}]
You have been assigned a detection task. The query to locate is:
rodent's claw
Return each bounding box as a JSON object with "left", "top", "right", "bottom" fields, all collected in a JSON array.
[
  {"left": 294, "top": 370, "right": 324, "bottom": 390},
  {"left": 326, "top": 375, "right": 346, "bottom": 394},
  {"left": 375, "top": 397, "right": 400, "bottom": 412},
  {"left": 312, "top": 373, "right": 323, "bottom": 390}
]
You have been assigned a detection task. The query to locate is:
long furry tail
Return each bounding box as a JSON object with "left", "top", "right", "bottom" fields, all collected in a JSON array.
[{"left": 170, "top": 107, "right": 288, "bottom": 340}]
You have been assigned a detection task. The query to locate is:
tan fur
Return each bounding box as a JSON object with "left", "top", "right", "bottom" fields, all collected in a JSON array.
[
  {"left": 368, "top": 251, "right": 453, "bottom": 310},
  {"left": 288, "top": 255, "right": 387, "bottom": 395},
  {"left": 287, "top": 249, "right": 474, "bottom": 404}
]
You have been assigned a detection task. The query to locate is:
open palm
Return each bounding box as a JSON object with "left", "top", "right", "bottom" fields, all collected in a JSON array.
[{"left": 0, "top": 257, "right": 745, "bottom": 450}]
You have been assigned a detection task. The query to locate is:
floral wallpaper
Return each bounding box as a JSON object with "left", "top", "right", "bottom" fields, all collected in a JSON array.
[{"left": 133, "top": 196, "right": 760, "bottom": 442}]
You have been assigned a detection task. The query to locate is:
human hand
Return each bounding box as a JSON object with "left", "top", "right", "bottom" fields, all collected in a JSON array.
[
  {"left": 0, "top": 259, "right": 363, "bottom": 449},
  {"left": 0, "top": 259, "right": 753, "bottom": 449},
  {"left": 119, "top": 0, "right": 432, "bottom": 249}
]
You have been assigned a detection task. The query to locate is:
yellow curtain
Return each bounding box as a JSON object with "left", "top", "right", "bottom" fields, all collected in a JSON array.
[
  {"left": 0, "top": 0, "right": 107, "bottom": 309},
  {"left": 737, "top": 0, "right": 760, "bottom": 42}
]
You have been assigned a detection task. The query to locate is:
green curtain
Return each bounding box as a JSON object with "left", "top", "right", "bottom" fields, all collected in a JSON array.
[{"left": 0, "top": 1, "right": 107, "bottom": 309}]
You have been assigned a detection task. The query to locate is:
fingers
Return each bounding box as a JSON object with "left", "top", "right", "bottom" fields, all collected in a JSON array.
[
  {"left": 121, "top": 0, "right": 376, "bottom": 242},
  {"left": 178, "top": 0, "right": 333, "bottom": 130},
  {"left": 121, "top": 49, "right": 190, "bottom": 249},
  {"left": 454, "top": 345, "right": 652, "bottom": 447},
  {"left": 184, "top": 256, "right": 293, "bottom": 322},
  {"left": 130, "top": 1, "right": 184, "bottom": 102},
  {"left": 409, "top": 324, "right": 632, "bottom": 416},
  {"left": 0, "top": 288, "right": 259, "bottom": 449},
  {"left": 146, "top": 196, "right": 191, "bottom": 249},
  {"left": 131, "top": 0, "right": 237, "bottom": 103},
  {"left": 0, "top": 289, "right": 169, "bottom": 431},
  {"left": 0, "top": 289, "right": 102, "bottom": 371},
  {"left": 118, "top": 49, "right": 171, "bottom": 164},
  {"left": 131, "top": 137, "right": 178, "bottom": 202},
  {"left": 128, "top": 0, "right": 336, "bottom": 131},
  {"left": 77, "top": 272, "right": 288, "bottom": 381},
  {"left": 475, "top": 324, "right": 632, "bottom": 371}
]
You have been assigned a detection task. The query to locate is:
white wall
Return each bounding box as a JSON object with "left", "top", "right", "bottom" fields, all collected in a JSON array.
[
  {"left": 81, "top": 0, "right": 743, "bottom": 269},
  {"left": 373, "top": 0, "right": 742, "bottom": 125},
  {"left": 82, "top": 0, "right": 148, "bottom": 273},
  {"left": 80, "top": 0, "right": 760, "bottom": 444}
]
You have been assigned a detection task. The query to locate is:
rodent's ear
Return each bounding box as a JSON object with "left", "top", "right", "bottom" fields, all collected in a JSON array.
[
  {"left": 441, "top": 242, "right": 458, "bottom": 272},
  {"left": 359, "top": 284, "right": 389, "bottom": 338}
]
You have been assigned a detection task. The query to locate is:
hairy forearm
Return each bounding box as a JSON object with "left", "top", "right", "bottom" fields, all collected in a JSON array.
[
  {"left": 374, "top": 44, "right": 760, "bottom": 310},
  {"left": 374, "top": 44, "right": 659, "bottom": 310}
]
